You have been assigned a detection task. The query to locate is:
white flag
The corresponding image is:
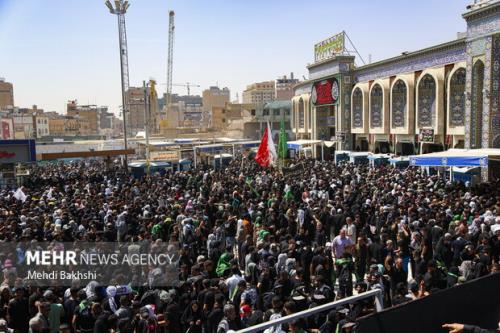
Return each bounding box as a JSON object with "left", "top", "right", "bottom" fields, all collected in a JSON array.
[
  {"left": 267, "top": 122, "right": 277, "bottom": 166},
  {"left": 14, "top": 188, "right": 27, "bottom": 203}
]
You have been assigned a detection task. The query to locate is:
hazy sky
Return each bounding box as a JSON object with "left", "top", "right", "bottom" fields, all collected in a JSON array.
[{"left": 0, "top": 0, "right": 469, "bottom": 115}]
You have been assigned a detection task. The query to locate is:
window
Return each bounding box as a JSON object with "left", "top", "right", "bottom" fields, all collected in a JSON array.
[
  {"left": 391, "top": 80, "right": 407, "bottom": 128},
  {"left": 370, "top": 84, "right": 383, "bottom": 128},
  {"left": 222, "top": 118, "right": 226, "bottom": 123},
  {"left": 449, "top": 68, "right": 466, "bottom": 127},
  {"left": 417, "top": 74, "right": 436, "bottom": 127},
  {"left": 263, "top": 110, "right": 269, "bottom": 116},
  {"left": 298, "top": 98, "right": 305, "bottom": 129},
  {"left": 251, "top": 109, "right": 256, "bottom": 116},
  {"left": 273, "top": 109, "right": 280, "bottom": 116},
  {"left": 352, "top": 87, "right": 364, "bottom": 128}
]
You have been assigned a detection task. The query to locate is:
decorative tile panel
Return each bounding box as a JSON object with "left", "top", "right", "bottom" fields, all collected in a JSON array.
[
  {"left": 356, "top": 46, "right": 466, "bottom": 83},
  {"left": 471, "top": 60, "right": 485, "bottom": 149},
  {"left": 465, "top": 42, "right": 473, "bottom": 149},
  {"left": 309, "top": 63, "right": 340, "bottom": 80},
  {"left": 449, "top": 68, "right": 466, "bottom": 127},
  {"left": 392, "top": 79, "right": 407, "bottom": 128},
  {"left": 467, "top": 14, "right": 500, "bottom": 39},
  {"left": 470, "top": 39, "right": 487, "bottom": 56},
  {"left": 344, "top": 95, "right": 351, "bottom": 131},
  {"left": 418, "top": 75, "right": 436, "bottom": 127},
  {"left": 352, "top": 88, "right": 363, "bottom": 128},
  {"left": 491, "top": 35, "right": 500, "bottom": 148},
  {"left": 482, "top": 36, "right": 492, "bottom": 148},
  {"left": 492, "top": 115, "right": 500, "bottom": 147},
  {"left": 370, "top": 84, "right": 383, "bottom": 128}
]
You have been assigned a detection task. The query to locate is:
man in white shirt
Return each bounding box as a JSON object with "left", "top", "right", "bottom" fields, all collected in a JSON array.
[
  {"left": 331, "top": 229, "right": 354, "bottom": 259},
  {"left": 225, "top": 266, "right": 244, "bottom": 301},
  {"left": 345, "top": 217, "right": 357, "bottom": 244}
]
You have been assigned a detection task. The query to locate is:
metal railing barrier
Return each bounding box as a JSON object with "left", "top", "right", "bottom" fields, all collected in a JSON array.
[{"left": 235, "top": 289, "right": 383, "bottom": 333}]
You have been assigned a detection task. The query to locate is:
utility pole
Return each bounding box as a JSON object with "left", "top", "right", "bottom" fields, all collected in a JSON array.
[{"left": 105, "top": 0, "right": 131, "bottom": 167}]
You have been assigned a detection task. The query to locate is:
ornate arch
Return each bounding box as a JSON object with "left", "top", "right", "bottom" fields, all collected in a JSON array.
[
  {"left": 298, "top": 97, "right": 305, "bottom": 129},
  {"left": 492, "top": 134, "right": 500, "bottom": 148},
  {"left": 370, "top": 83, "right": 383, "bottom": 128},
  {"left": 417, "top": 74, "right": 436, "bottom": 127},
  {"left": 448, "top": 67, "right": 466, "bottom": 127},
  {"left": 391, "top": 79, "right": 407, "bottom": 128},
  {"left": 352, "top": 87, "right": 363, "bottom": 128}
]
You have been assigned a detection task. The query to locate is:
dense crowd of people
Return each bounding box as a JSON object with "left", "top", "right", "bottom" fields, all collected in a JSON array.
[{"left": 0, "top": 156, "right": 499, "bottom": 333}]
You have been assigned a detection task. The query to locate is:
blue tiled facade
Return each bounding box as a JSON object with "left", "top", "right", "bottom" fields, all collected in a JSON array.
[{"left": 292, "top": 1, "right": 500, "bottom": 152}]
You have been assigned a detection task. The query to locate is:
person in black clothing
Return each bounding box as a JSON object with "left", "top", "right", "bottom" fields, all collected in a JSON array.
[
  {"left": 354, "top": 237, "right": 368, "bottom": 282},
  {"left": 337, "top": 252, "right": 355, "bottom": 299},
  {"left": 368, "top": 236, "right": 383, "bottom": 266},
  {"left": 311, "top": 276, "right": 334, "bottom": 305},
  {"left": 232, "top": 280, "right": 246, "bottom": 308},
  {"left": 0, "top": 287, "right": 10, "bottom": 322},
  {"left": 392, "top": 282, "right": 412, "bottom": 306},
  {"left": 435, "top": 233, "right": 454, "bottom": 268},
  {"left": 181, "top": 300, "right": 203, "bottom": 333},
  {"left": 8, "top": 288, "right": 29, "bottom": 333},
  {"left": 207, "top": 295, "right": 224, "bottom": 333},
  {"left": 423, "top": 260, "right": 444, "bottom": 291},
  {"left": 413, "top": 250, "right": 427, "bottom": 283},
  {"left": 389, "top": 258, "right": 408, "bottom": 297},
  {"left": 72, "top": 291, "right": 94, "bottom": 333},
  {"left": 63, "top": 287, "right": 79, "bottom": 326},
  {"left": 93, "top": 304, "right": 114, "bottom": 333}
]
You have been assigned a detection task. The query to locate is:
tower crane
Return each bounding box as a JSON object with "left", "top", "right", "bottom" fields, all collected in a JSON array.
[
  {"left": 165, "top": 10, "right": 175, "bottom": 112},
  {"left": 172, "top": 82, "right": 201, "bottom": 96}
]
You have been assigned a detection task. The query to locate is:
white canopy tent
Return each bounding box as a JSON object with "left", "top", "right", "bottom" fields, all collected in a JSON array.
[
  {"left": 287, "top": 139, "right": 322, "bottom": 159},
  {"left": 409, "top": 148, "right": 500, "bottom": 167},
  {"left": 409, "top": 148, "right": 500, "bottom": 182}
]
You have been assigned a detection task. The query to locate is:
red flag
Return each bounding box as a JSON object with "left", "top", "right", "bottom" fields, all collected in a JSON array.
[{"left": 254, "top": 123, "right": 277, "bottom": 167}]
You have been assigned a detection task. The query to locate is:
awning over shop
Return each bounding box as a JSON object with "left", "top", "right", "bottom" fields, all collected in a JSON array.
[
  {"left": 409, "top": 149, "right": 500, "bottom": 167},
  {"left": 287, "top": 140, "right": 322, "bottom": 149}
]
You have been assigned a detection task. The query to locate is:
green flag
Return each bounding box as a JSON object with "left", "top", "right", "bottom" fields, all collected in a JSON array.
[{"left": 278, "top": 117, "right": 288, "bottom": 160}]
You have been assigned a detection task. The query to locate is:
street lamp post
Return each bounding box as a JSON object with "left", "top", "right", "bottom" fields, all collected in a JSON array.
[{"left": 105, "top": 0, "right": 130, "bottom": 167}]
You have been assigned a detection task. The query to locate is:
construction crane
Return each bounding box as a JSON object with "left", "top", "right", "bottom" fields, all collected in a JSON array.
[
  {"left": 165, "top": 10, "right": 175, "bottom": 112},
  {"left": 172, "top": 82, "right": 201, "bottom": 96}
]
